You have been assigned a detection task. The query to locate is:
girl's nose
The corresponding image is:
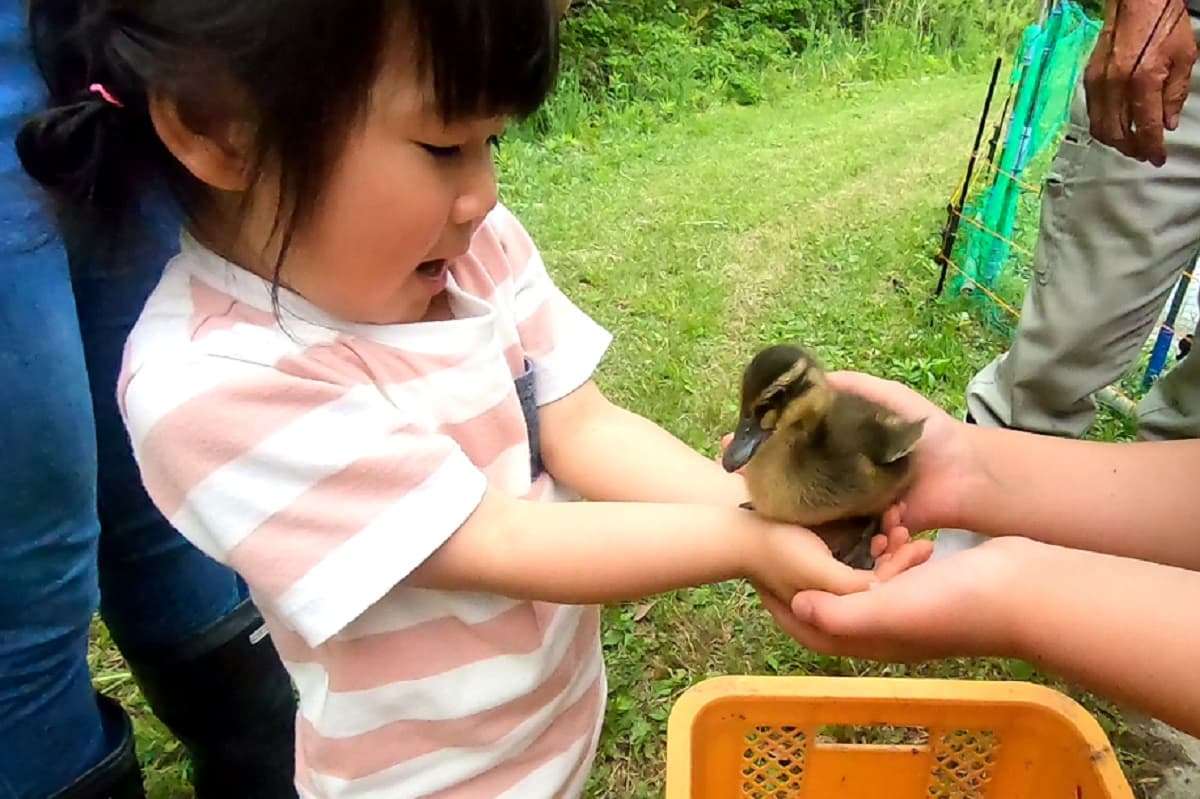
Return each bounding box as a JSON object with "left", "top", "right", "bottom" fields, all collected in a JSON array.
[{"left": 451, "top": 148, "right": 498, "bottom": 227}]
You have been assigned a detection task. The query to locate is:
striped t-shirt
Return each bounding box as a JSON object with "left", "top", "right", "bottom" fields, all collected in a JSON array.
[{"left": 120, "top": 205, "right": 612, "bottom": 798}]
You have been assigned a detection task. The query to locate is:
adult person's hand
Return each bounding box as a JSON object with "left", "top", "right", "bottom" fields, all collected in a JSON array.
[
  {"left": 823, "top": 371, "right": 979, "bottom": 538},
  {"left": 824, "top": 371, "right": 1200, "bottom": 570},
  {"left": 758, "top": 537, "right": 1030, "bottom": 662},
  {"left": 754, "top": 371, "right": 1200, "bottom": 735},
  {"left": 760, "top": 536, "right": 1200, "bottom": 738},
  {"left": 1085, "top": 0, "right": 1198, "bottom": 166}
]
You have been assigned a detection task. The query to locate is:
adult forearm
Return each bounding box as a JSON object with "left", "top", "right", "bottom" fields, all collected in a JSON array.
[
  {"left": 1008, "top": 544, "right": 1200, "bottom": 736},
  {"left": 955, "top": 426, "right": 1200, "bottom": 569}
]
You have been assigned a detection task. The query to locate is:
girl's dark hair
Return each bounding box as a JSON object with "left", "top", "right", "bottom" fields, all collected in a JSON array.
[{"left": 18, "top": 0, "right": 559, "bottom": 256}]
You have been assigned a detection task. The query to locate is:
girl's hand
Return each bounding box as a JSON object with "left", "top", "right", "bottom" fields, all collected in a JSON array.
[
  {"left": 758, "top": 536, "right": 1034, "bottom": 662},
  {"left": 825, "top": 371, "right": 980, "bottom": 534},
  {"left": 744, "top": 515, "right": 933, "bottom": 606}
]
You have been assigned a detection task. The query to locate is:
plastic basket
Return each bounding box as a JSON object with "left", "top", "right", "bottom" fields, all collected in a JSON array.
[{"left": 666, "top": 676, "right": 1132, "bottom": 798}]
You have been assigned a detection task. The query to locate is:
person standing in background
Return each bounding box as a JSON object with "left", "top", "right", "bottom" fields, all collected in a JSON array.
[
  {"left": 941, "top": 0, "right": 1200, "bottom": 555},
  {"left": 0, "top": 2, "right": 297, "bottom": 796}
]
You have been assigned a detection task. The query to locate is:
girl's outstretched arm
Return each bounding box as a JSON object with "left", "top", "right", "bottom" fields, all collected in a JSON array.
[
  {"left": 538, "top": 380, "right": 750, "bottom": 505},
  {"left": 407, "top": 490, "right": 916, "bottom": 606},
  {"left": 401, "top": 380, "right": 922, "bottom": 607}
]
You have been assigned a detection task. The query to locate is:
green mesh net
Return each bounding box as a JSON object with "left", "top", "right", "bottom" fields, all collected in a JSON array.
[{"left": 946, "top": 1, "right": 1100, "bottom": 327}]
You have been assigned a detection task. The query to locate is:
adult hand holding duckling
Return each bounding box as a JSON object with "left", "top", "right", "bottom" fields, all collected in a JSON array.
[
  {"left": 721, "top": 345, "right": 944, "bottom": 570},
  {"left": 819, "top": 370, "right": 980, "bottom": 546},
  {"left": 754, "top": 370, "right": 1200, "bottom": 738}
]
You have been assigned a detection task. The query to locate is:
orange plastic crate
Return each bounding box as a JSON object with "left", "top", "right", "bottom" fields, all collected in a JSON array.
[{"left": 666, "top": 676, "right": 1133, "bottom": 798}]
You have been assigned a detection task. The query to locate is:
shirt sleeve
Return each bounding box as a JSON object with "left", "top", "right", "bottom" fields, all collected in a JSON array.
[
  {"left": 487, "top": 204, "right": 612, "bottom": 406},
  {"left": 123, "top": 357, "right": 487, "bottom": 647}
]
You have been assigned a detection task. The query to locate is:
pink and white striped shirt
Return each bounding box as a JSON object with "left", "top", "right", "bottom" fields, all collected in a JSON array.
[{"left": 120, "top": 205, "right": 612, "bottom": 798}]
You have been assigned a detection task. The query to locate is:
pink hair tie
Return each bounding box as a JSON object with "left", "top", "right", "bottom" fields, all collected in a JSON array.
[{"left": 88, "top": 83, "right": 124, "bottom": 108}]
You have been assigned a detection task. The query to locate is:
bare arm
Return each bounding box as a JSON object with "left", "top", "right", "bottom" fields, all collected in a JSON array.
[
  {"left": 538, "top": 381, "right": 750, "bottom": 506},
  {"left": 1011, "top": 543, "right": 1200, "bottom": 734},
  {"left": 771, "top": 372, "right": 1200, "bottom": 734},
  {"left": 953, "top": 427, "right": 1200, "bottom": 570},
  {"left": 409, "top": 379, "right": 936, "bottom": 603},
  {"left": 409, "top": 489, "right": 877, "bottom": 604}
]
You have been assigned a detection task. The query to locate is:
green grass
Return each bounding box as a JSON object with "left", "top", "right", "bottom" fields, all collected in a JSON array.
[
  {"left": 93, "top": 70, "right": 1168, "bottom": 797},
  {"left": 508, "top": 69, "right": 1163, "bottom": 796}
]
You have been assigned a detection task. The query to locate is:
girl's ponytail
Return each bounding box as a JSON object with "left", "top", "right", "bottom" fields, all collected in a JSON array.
[
  {"left": 17, "top": 2, "right": 153, "bottom": 211},
  {"left": 18, "top": 88, "right": 127, "bottom": 204}
]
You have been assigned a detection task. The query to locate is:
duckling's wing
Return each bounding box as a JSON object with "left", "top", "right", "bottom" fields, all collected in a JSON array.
[
  {"left": 834, "top": 395, "right": 925, "bottom": 466},
  {"left": 874, "top": 415, "right": 924, "bottom": 464}
]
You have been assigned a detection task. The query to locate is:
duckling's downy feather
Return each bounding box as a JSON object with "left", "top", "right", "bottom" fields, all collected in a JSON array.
[
  {"left": 743, "top": 391, "right": 921, "bottom": 526},
  {"left": 729, "top": 344, "right": 925, "bottom": 568}
]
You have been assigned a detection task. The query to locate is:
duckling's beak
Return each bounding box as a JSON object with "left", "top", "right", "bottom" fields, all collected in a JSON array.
[{"left": 722, "top": 417, "right": 769, "bottom": 472}]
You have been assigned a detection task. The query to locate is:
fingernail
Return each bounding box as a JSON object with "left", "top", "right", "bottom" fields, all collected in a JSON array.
[{"left": 792, "top": 597, "right": 814, "bottom": 621}]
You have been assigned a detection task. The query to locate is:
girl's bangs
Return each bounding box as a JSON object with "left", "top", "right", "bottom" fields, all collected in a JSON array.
[{"left": 411, "top": 0, "right": 560, "bottom": 123}]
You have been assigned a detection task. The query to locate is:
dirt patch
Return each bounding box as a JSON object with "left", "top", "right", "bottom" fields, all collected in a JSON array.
[{"left": 1115, "top": 716, "right": 1200, "bottom": 798}]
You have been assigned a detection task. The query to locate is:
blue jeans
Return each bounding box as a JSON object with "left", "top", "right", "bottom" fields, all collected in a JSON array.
[{"left": 0, "top": 7, "right": 248, "bottom": 797}]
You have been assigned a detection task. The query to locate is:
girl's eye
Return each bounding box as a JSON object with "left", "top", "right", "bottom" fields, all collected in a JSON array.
[
  {"left": 419, "top": 143, "right": 461, "bottom": 159},
  {"left": 418, "top": 138, "right": 501, "bottom": 159}
]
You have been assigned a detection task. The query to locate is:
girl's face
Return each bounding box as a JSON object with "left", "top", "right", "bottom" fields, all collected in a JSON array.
[{"left": 237, "top": 57, "right": 505, "bottom": 325}]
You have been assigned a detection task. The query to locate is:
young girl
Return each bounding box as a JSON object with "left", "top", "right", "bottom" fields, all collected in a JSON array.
[{"left": 19, "top": 1, "right": 928, "bottom": 795}]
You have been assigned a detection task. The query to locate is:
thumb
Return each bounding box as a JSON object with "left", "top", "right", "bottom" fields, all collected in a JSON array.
[
  {"left": 791, "top": 588, "right": 888, "bottom": 637},
  {"left": 882, "top": 502, "right": 906, "bottom": 532},
  {"left": 1163, "top": 56, "right": 1192, "bottom": 130},
  {"left": 803, "top": 557, "right": 876, "bottom": 596}
]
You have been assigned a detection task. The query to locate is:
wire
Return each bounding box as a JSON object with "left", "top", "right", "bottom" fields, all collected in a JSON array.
[
  {"left": 949, "top": 209, "right": 1037, "bottom": 260},
  {"left": 932, "top": 253, "right": 1148, "bottom": 408}
]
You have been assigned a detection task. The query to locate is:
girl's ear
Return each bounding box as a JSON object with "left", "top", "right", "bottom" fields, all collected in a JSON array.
[{"left": 148, "top": 89, "right": 255, "bottom": 191}]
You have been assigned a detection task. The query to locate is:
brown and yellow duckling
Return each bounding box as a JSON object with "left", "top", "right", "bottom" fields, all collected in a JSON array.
[{"left": 722, "top": 344, "right": 925, "bottom": 569}]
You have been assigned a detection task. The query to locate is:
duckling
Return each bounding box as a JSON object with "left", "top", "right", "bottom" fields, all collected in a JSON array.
[{"left": 722, "top": 344, "right": 925, "bottom": 569}]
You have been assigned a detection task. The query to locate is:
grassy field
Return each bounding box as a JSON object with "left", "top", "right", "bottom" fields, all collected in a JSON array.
[{"left": 95, "top": 70, "right": 1162, "bottom": 796}]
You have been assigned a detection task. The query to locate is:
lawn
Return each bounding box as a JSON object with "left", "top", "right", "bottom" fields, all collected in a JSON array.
[{"left": 95, "top": 70, "right": 1161, "bottom": 797}]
